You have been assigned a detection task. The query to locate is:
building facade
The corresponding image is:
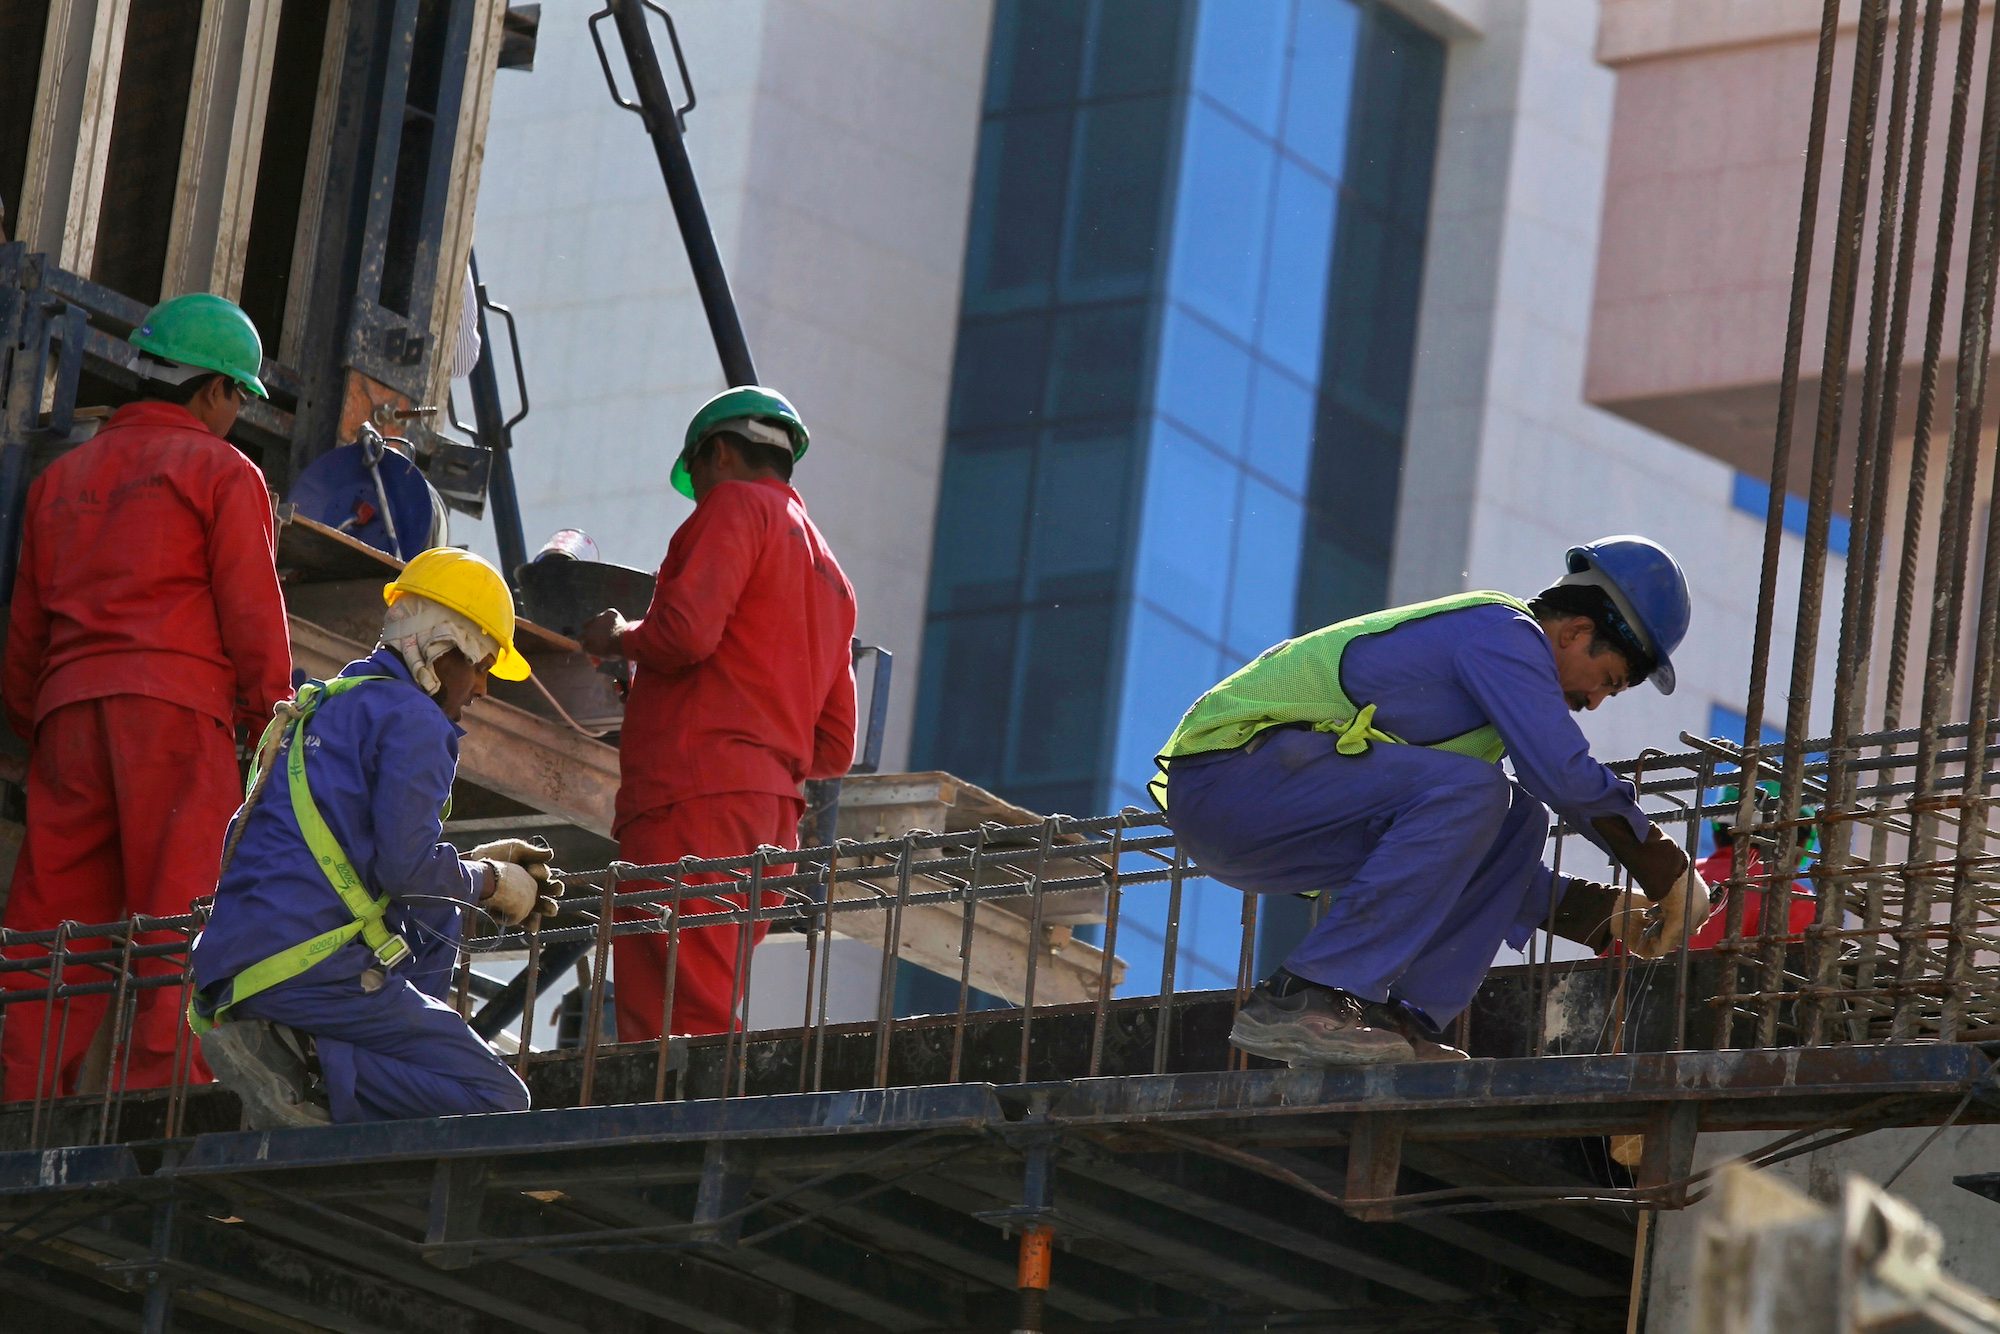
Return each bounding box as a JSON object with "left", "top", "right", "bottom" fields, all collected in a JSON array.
[{"left": 472, "top": 0, "right": 1846, "bottom": 997}]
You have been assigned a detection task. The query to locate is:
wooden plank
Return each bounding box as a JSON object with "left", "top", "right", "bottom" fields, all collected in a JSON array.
[
  {"left": 835, "top": 773, "right": 1113, "bottom": 926},
  {"left": 19, "top": 0, "right": 131, "bottom": 271},
  {"left": 826, "top": 886, "right": 1123, "bottom": 1006},
  {"left": 288, "top": 616, "right": 619, "bottom": 837},
  {"left": 424, "top": 0, "right": 507, "bottom": 411},
  {"left": 163, "top": 0, "right": 281, "bottom": 299},
  {"left": 277, "top": 0, "right": 348, "bottom": 363}
]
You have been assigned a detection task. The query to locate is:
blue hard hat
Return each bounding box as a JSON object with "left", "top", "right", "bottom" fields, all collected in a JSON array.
[{"left": 1559, "top": 535, "right": 1691, "bottom": 695}]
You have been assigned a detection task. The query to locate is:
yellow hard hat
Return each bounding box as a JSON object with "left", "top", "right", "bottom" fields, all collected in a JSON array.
[{"left": 383, "top": 547, "right": 531, "bottom": 681}]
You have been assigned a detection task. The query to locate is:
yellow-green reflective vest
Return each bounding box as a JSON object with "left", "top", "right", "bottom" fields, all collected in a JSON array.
[
  {"left": 188, "top": 676, "right": 424, "bottom": 1036},
  {"left": 1148, "top": 591, "right": 1534, "bottom": 809}
]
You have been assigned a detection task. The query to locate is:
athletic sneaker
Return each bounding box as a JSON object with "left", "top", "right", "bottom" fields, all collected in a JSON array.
[
  {"left": 1228, "top": 971, "right": 1415, "bottom": 1066},
  {"left": 201, "top": 1020, "right": 332, "bottom": 1129},
  {"left": 1367, "top": 999, "right": 1470, "bottom": 1062}
]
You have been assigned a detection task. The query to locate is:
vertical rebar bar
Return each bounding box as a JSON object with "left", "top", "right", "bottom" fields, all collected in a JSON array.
[
  {"left": 1153, "top": 847, "right": 1187, "bottom": 1075},
  {"left": 1807, "top": 0, "right": 1934, "bottom": 1046},
  {"left": 579, "top": 872, "right": 619, "bottom": 1107},
  {"left": 872, "top": 834, "right": 919, "bottom": 1090},
  {"left": 1895, "top": 0, "right": 2000, "bottom": 1038},
  {"left": 1715, "top": 0, "right": 1847, "bottom": 1050},
  {"left": 1087, "top": 818, "right": 1127, "bottom": 1079},
  {"left": 654, "top": 873, "right": 688, "bottom": 1103},
  {"left": 948, "top": 830, "right": 988, "bottom": 1085},
  {"left": 1017, "top": 820, "right": 1059, "bottom": 1084},
  {"left": 1756, "top": 0, "right": 1892, "bottom": 1048}
]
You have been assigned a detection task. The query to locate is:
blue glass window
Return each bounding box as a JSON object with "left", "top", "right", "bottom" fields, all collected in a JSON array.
[
  {"left": 1087, "top": 0, "right": 1186, "bottom": 99},
  {"left": 1323, "top": 205, "right": 1426, "bottom": 424},
  {"left": 1245, "top": 362, "right": 1314, "bottom": 497},
  {"left": 1046, "top": 301, "right": 1147, "bottom": 421},
  {"left": 1170, "top": 101, "right": 1277, "bottom": 342},
  {"left": 1190, "top": 0, "right": 1288, "bottom": 135},
  {"left": 1295, "top": 513, "right": 1388, "bottom": 630},
  {"left": 914, "top": 613, "right": 1018, "bottom": 784},
  {"left": 1155, "top": 309, "right": 1251, "bottom": 455},
  {"left": 985, "top": 0, "right": 1086, "bottom": 112},
  {"left": 949, "top": 315, "right": 1049, "bottom": 431},
  {"left": 1134, "top": 422, "right": 1238, "bottom": 638},
  {"left": 1226, "top": 477, "right": 1306, "bottom": 657},
  {"left": 1257, "top": 160, "right": 1338, "bottom": 381},
  {"left": 1010, "top": 602, "right": 1115, "bottom": 784},
  {"left": 928, "top": 432, "right": 1032, "bottom": 613},
  {"left": 1282, "top": 0, "right": 1361, "bottom": 178},
  {"left": 1065, "top": 97, "right": 1175, "bottom": 300},
  {"left": 962, "top": 111, "right": 1072, "bottom": 314},
  {"left": 1115, "top": 603, "right": 1230, "bottom": 791},
  {"left": 1307, "top": 399, "right": 1402, "bottom": 559},
  {"left": 1027, "top": 426, "right": 1133, "bottom": 602},
  {"left": 1346, "top": 7, "right": 1445, "bottom": 224}
]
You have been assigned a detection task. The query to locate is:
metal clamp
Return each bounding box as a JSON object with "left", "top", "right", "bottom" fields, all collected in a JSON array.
[{"left": 589, "top": 1, "right": 697, "bottom": 132}]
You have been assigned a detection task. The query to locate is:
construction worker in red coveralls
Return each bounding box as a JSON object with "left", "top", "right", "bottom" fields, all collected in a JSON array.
[
  {"left": 0, "top": 294, "right": 291, "bottom": 1101},
  {"left": 580, "top": 387, "right": 857, "bottom": 1039}
]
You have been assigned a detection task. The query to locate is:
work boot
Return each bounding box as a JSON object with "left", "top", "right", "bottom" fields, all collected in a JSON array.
[
  {"left": 1229, "top": 971, "right": 1414, "bottom": 1067},
  {"left": 201, "top": 1020, "right": 331, "bottom": 1130},
  {"left": 1367, "top": 999, "right": 1470, "bottom": 1063}
]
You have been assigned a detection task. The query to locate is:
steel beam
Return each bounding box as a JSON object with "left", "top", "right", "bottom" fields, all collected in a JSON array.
[{"left": 1059, "top": 1146, "right": 1474, "bottom": 1303}]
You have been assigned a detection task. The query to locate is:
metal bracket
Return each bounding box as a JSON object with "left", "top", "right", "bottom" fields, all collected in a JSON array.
[
  {"left": 423, "top": 1157, "right": 490, "bottom": 1269},
  {"left": 976, "top": 1125, "right": 1061, "bottom": 1236},
  {"left": 1343, "top": 1113, "right": 1405, "bottom": 1222},
  {"left": 29, "top": 298, "right": 86, "bottom": 440},
  {"left": 589, "top": 1, "right": 697, "bottom": 132},
  {"left": 1635, "top": 1101, "right": 1701, "bottom": 1209},
  {"left": 692, "top": 1140, "right": 754, "bottom": 1248}
]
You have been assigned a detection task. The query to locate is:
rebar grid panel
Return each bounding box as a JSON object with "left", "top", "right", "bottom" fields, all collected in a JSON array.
[
  {"left": 4, "top": 726, "right": 2000, "bottom": 1152},
  {"left": 1728, "top": 0, "right": 2000, "bottom": 1051}
]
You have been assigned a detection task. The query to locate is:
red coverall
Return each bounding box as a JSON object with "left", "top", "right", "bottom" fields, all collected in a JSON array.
[
  {"left": 1682, "top": 844, "right": 1817, "bottom": 950},
  {"left": 0, "top": 401, "right": 291, "bottom": 1101},
  {"left": 612, "top": 476, "right": 856, "bottom": 1039}
]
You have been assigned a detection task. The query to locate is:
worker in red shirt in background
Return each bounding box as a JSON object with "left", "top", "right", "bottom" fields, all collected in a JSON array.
[
  {"left": 580, "top": 386, "right": 856, "bottom": 1038},
  {"left": 0, "top": 293, "right": 291, "bottom": 1101},
  {"left": 1683, "top": 780, "right": 1820, "bottom": 950}
]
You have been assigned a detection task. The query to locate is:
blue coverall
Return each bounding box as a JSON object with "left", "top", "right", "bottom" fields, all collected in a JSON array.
[
  {"left": 1165, "top": 603, "right": 1651, "bottom": 1024},
  {"left": 191, "top": 650, "right": 529, "bottom": 1122}
]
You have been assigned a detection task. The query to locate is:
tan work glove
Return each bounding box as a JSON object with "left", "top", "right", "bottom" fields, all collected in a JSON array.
[
  {"left": 477, "top": 859, "right": 564, "bottom": 928},
  {"left": 1607, "top": 866, "right": 1705, "bottom": 958},
  {"left": 466, "top": 837, "right": 554, "bottom": 870}
]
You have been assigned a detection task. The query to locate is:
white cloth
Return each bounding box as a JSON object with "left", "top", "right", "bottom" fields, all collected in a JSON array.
[
  {"left": 448, "top": 266, "right": 482, "bottom": 378},
  {"left": 381, "top": 593, "right": 499, "bottom": 694}
]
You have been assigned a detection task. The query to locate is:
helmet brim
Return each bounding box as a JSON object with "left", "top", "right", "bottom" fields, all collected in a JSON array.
[
  {"left": 491, "top": 642, "right": 532, "bottom": 681},
  {"left": 670, "top": 455, "right": 695, "bottom": 499}
]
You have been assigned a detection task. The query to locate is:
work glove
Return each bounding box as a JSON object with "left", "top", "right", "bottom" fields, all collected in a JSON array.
[
  {"left": 1604, "top": 866, "right": 1705, "bottom": 958},
  {"left": 1545, "top": 878, "right": 1625, "bottom": 951},
  {"left": 478, "top": 859, "right": 565, "bottom": 929},
  {"left": 466, "top": 837, "right": 554, "bottom": 871},
  {"left": 1590, "top": 817, "right": 1691, "bottom": 902}
]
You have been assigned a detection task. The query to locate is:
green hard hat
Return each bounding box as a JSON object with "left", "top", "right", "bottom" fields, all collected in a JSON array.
[
  {"left": 129, "top": 293, "right": 268, "bottom": 399},
  {"left": 673, "top": 385, "right": 809, "bottom": 499}
]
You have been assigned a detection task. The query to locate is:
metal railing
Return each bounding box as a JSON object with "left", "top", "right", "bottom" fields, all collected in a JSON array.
[{"left": 3, "top": 718, "right": 1999, "bottom": 1152}]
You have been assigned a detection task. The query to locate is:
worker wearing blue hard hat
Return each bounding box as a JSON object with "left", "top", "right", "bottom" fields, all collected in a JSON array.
[{"left": 1152, "top": 536, "right": 1704, "bottom": 1065}]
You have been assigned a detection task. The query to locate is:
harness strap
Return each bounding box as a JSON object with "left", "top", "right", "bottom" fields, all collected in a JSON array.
[{"left": 189, "top": 676, "right": 411, "bottom": 1035}]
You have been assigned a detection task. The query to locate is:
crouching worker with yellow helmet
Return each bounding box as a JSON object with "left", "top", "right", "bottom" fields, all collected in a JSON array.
[{"left": 189, "top": 549, "right": 559, "bottom": 1127}]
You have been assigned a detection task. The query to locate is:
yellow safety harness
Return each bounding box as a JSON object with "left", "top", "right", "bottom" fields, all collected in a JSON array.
[{"left": 188, "top": 676, "right": 423, "bottom": 1035}]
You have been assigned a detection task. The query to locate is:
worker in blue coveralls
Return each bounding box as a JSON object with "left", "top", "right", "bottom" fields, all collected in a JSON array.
[
  {"left": 1152, "top": 537, "right": 1703, "bottom": 1067},
  {"left": 189, "top": 549, "right": 562, "bottom": 1127}
]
